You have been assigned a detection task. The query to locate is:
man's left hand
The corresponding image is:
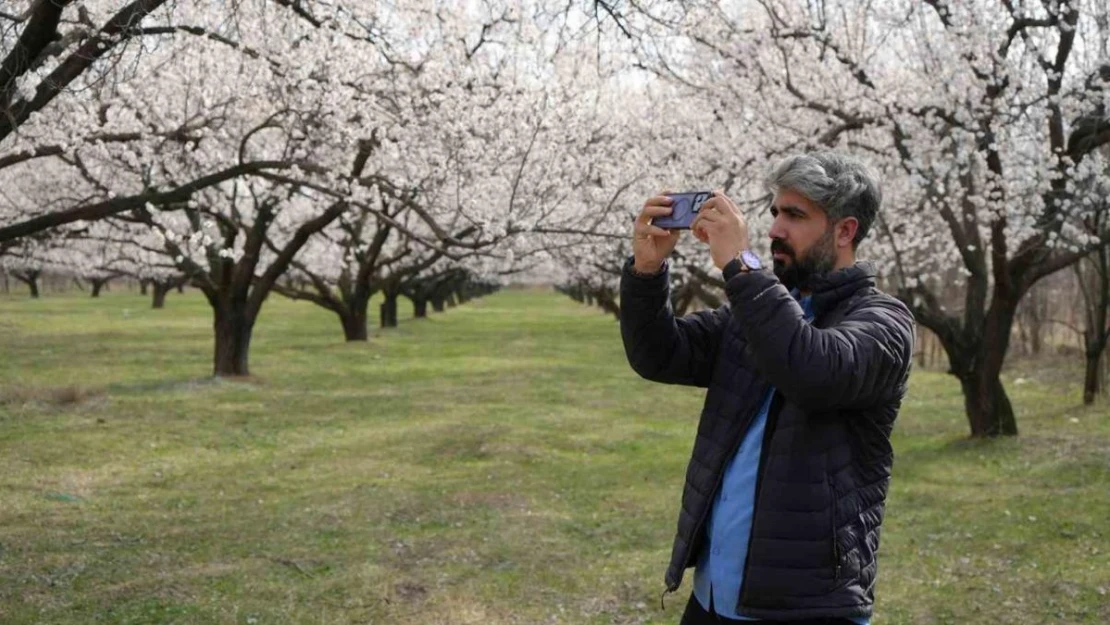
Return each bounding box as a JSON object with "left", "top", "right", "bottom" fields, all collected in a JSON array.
[{"left": 690, "top": 191, "right": 750, "bottom": 270}]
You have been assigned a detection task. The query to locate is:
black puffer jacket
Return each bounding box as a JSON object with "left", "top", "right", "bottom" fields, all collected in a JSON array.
[{"left": 619, "top": 256, "right": 914, "bottom": 621}]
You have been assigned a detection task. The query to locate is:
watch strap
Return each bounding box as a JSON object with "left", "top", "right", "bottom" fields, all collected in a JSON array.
[{"left": 722, "top": 257, "right": 747, "bottom": 282}]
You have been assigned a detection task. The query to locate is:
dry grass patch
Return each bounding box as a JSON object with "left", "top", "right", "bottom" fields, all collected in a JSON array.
[{"left": 0, "top": 384, "right": 101, "bottom": 408}]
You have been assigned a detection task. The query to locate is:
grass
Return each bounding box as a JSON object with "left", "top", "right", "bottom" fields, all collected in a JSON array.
[{"left": 0, "top": 287, "right": 1107, "bottom": 625}]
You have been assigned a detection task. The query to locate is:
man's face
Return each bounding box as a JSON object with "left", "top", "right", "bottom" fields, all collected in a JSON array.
[{"left": 768, "top": 188, "right": 838, "bottom": 290}]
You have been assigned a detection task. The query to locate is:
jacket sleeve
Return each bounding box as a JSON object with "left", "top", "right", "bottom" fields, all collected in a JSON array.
[
  {"left": 619, "top": 255, "right": 728, "bottom": 388},
  {"left": 724, "top": 267, "right": 915, "bottom": 411}
]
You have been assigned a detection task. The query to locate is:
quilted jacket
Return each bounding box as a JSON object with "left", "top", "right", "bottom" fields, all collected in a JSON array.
[{"left": 619, "top": 255, "right": 915, "bottom": 620}]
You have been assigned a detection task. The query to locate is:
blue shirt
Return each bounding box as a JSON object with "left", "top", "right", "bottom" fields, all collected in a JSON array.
[{"left": 693, "top": 295, "right": 869, "bottom": 625}]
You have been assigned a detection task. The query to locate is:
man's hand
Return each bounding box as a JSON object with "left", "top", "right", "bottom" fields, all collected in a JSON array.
[
  {"left": 690, "top": 191, "right": 750, "bottom": 270},
  {"left": 632, "top": 193, "right": 682, "bottom": 274}
]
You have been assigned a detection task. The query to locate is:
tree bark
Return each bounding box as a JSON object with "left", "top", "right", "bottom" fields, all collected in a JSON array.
[
  {"left": 139, "top": 279, "right": 149, "bottom": 295},
  {"left": 431, "top": 297, "right": 445, "bottom": 312},
  {"left": 1083, "top": 348, "right": 1103, "bottom": 405},
  {"left": 379, "top": 292, "right": 398, "bottom": 328},
  {"left": 340, "top": 307, "right": 369, "bottom": 341},
  {"left": 945, "top": 299, "right": 1020, "bottom": 437},
  {"left": 152, "top": 282, "right": 170, "bottom": 309},
  {"left": 413, "top": 298, "right": 427, "bottom": 318},
  {"left": 1077, "top": 248, "right": 1109, "bottom": 405},
  {"left": 213, "top": 304, "right": 253, "bottom": 377},
  {"left": 957, "top": 367, "right": 1018, "bottom": 437},
  {"left": 90, "top": 278, "right": 108, "bottom": 297}
]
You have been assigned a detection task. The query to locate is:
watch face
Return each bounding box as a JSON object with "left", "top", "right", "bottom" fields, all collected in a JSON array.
[{"left": 741, "top": 250, "right": 762, "bottom": 270}]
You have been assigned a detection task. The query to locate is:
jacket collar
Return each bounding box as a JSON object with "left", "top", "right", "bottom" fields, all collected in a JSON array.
[{"left": 806, "top": 261, "right": 877, "bottom": 317}]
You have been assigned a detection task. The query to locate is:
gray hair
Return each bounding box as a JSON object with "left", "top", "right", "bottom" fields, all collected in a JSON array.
[{"left": 764, "top": 151, "right": 882, "bottom": 248}]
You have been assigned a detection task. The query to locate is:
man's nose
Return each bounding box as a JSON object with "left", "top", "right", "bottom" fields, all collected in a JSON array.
[{"left": 768, "top": 216, "right": 787, "bottom": 241}]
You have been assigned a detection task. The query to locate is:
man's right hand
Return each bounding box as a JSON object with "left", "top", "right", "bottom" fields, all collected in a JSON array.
[{"left": 632, "top": 194, "right": 682, "bottom": 274}]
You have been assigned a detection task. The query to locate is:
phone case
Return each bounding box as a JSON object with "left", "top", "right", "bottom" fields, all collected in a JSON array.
[{"left": 653, "top": 191, "right": 712, "bottom": 229}]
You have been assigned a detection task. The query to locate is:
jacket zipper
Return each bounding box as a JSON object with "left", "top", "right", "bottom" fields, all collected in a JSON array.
[
  {"left": 828, "top": 475, "right": 841, "bottom": 582},
  {"left": 670, "top": 383, "right": 772, "bottom": 598}
]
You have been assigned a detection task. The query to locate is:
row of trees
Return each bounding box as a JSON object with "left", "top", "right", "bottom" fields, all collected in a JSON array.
[
  {"left": 554, "top": 0, "right": 1110, "bottom": 437},
  {"left": 1, "top": 1, "right": 638, "bottom": 375},
  {"left": 0, "top": 264, "right": 499, "bottom": 319},
  {"left": 562, "top": 246, "right": 1110, "bottom": 406},
  {"left": 3, "top": 0, "right": 1110, "bottom": 437}
]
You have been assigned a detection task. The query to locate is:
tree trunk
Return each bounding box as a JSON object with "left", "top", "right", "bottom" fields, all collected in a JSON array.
[
  {"left": 413, "top": 298, "right": 428, "bottom": 318},
  {"left": 336, "top": 287, "right": 373, "bottom": 341},
  {"left": 177, "top": 282, "right": 185, "bottom": 294},
  {"left": 596, "top": 292, "right": 621, "bottom": 320},
  {"left": 446, "top": 293, "right": 457, "bottom": 308},
  {"left": 957, "top": 369, "right": 1018, "bottom": 437},
  {"left": 90, "top": 279, "right": 107, "bottom": 297},
  {"left": 14, "top": 271, "right": 40, "bottom": 298},
  {"left": 139, "top": 279, "right": 150, "bottom": 295},
  {"left": 380, "top": 293, "right": 398, "bottom": 328},
  {"left": 955, "top": 300, "right": 1020, "bottom": 437},
  {"left": 1082, "top": 347, "right": 1102, "bottom": 405},
  {"left": 152, "top": 283, "right": 170, "bottom": 309},
  {"left": 1077, "top": 249, "right": 1109, "bottom": 405},
  {"left": 213, "top": 305, "right": 254, "bottom": 377},
  {"left": 341, "top": 308, "right": 369, "bottom": 341}
]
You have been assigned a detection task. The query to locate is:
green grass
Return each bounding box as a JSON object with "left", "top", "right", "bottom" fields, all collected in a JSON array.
[{"left": 0, "top": 288, "right": 1107, "bottom": 625}]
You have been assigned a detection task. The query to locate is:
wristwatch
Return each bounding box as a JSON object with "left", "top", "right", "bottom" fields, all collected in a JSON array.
[
  {"left": 723, "top": 249, "right": 762, "bottom": 281},
  {"left": 737, "top": 249, "right": 762, "bottom": 272}
]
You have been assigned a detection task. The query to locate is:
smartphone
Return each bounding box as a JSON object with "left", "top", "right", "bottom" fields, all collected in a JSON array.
[{"left": 653, "top": 191, "right": 712, "bottom": 229}]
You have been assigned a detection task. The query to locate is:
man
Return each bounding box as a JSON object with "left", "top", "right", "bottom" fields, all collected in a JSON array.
[{"left": 620, "top": 151, "right": 915, "bottom": 624}]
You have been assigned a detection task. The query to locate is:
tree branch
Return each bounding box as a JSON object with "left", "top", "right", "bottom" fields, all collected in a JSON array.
[
  {"left": 0, "top": 0, "right": 173, "bottom": 144},
  {"left": 0, "top": 160, "right": 294, "bottom": 243},
  {"left": 0, "top": 0, "right": 74, "bottom": 106}
]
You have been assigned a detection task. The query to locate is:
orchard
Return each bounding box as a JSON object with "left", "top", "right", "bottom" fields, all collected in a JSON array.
[{"left": 2, "top": 4, "right": 1109, "bottom": 622}]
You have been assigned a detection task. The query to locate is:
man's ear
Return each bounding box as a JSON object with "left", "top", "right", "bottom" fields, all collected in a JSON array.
[{"left": 837, "top": 217, "right": 859, "bottom": 249}]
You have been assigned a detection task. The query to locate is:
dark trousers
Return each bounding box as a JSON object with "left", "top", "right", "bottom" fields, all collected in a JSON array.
[{"left": 679, "top": 592, "right": 859, "bottom": 625}]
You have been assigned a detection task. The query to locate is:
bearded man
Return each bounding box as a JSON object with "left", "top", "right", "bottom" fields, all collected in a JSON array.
[{"left": 620, "top": 151, "right": 916, "bottom": 625}]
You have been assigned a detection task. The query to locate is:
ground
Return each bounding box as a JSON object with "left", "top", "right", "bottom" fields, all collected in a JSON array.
[{"left": 0, "top": 287, "right": 1107, "bottom": 624}]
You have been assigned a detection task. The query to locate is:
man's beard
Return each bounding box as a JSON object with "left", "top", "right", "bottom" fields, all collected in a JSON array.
[{"left": 771, "top": 227, "right": 837, "bottom": 291}]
